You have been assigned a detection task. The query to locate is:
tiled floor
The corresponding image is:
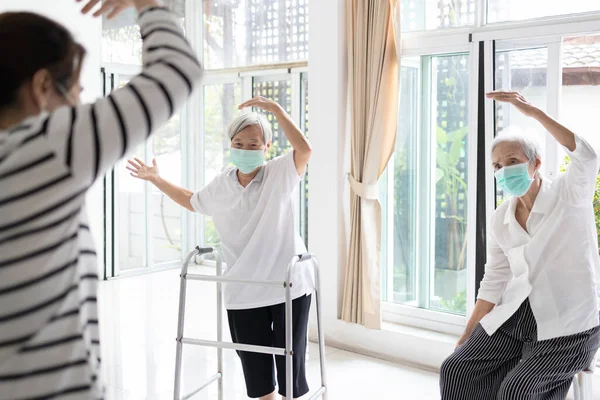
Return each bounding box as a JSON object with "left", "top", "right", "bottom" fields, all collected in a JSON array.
[{"left": 98, "top": 267, "right": 589, "bottom": 399}]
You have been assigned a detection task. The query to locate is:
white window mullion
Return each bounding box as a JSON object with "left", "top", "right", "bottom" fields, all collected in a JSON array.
[
  {"left": 291, "top": 71, "right": 302, "bottom": 236},
  {"left": 545, "top": 41, "right": 563, "bottom": 179},
  {"left": 386, "top": 155, "right": 395, "bottom": 303},
  {"left": 475, "top": 0, "right": 485, "bottom": 28},
  {"left": 483, "top": 40, "right": 496, "bottom": 217},
  {"left": 144, "top": 140, "right": 153, "bottom": 268},
  {"left": 185, "top": 0, "right": 203, "bottom": 254},
  {"left": 242, "top": 76, "right": 253, "bottom": 105},
  {"left": 465, "top": 41, "right": 480, "bottom": 317},
  {"left": 418, "top": 56, "right": 433, "bottom": 310}
]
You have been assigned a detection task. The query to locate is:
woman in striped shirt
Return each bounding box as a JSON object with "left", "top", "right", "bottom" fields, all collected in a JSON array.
[{"left": 0, "top": 0, "right": 202, "bottom": 398}]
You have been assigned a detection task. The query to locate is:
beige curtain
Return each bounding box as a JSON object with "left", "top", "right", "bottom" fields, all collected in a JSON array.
[{"left": 341, "top": 0, "right": 400, "bottom": 329}]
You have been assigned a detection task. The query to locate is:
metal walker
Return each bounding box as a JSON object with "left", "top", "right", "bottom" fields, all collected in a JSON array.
[{"left": 174, "top": 246, "right": 328, "bottom": 400}]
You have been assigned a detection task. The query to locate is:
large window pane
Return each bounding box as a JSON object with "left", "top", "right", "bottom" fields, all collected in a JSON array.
[
  {"left": 384, "top": 54, "right": 469, "bottom": 316},
  {"left": 430, "top": 54, "right": 469, "bottom": 315},
  {"left": 203, "top": 83, "right": 242, "bottom": 250},
  {"left": 560, "top": 34, "right": 600, "bottom": 155},
  {"left": 401, "top": 0, "right": 475, "bottom": 32},
  {"left": 558, "top": 34, "right": 600, "bottom": 262},
  {"left": 151, "top": 114, "right": 183, "bottom": 264},
  {"left": 487, "top": 0, "right": 600, "bottom": 23},
  {"left": 102, "top": 5, "right": 185, "bottom": 65},
  {"left": 384, "top": 64, "right": 419, "bottom": 304},
  {"left": 494, "top": 45, "right": 548, "bottom": 205},
  {"left": 203, "top": 0, "right": 309, "bottom": 69}
]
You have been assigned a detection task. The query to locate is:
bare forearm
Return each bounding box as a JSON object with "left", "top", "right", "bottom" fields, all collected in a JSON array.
[
  {"left": 151, "top": 176, "right": 194, "bottom": 211},
  {"left": 531, "top": 108, "right": 576, "bottom": 152},
  {"left": 464, "top": 299, "right": 495, "bottom": 334},
  {"left": 272, "top": 106, "right": 311, "bottom": 154}
]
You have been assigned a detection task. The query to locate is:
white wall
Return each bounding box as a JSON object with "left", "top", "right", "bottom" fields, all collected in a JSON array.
[
  {"left": 0, "top": 1, "right": 104, "bottom": 275},
  {"left": 308, "top": 0, "right": 457, "bottom": 371}
]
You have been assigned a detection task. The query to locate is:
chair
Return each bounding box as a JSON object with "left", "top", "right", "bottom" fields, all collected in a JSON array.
[{"left": 572, "top": 351, "right": 597, "bottom": 400}]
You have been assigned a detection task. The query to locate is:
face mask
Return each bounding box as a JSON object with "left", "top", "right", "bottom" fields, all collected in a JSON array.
[
  {"left": 494, "top": 162, "right": 534, "bottom": 197},
  {"left": 230, "top": 148, "right": 265, "bottom": 174}
]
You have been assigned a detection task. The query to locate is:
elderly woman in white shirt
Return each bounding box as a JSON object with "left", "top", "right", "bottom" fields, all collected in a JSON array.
[
  {"left": 440, "top": 91, "right": 600, "bottom": 400},
  {"left": 127, "top": 96, "right": 313, "bottom": 400}
]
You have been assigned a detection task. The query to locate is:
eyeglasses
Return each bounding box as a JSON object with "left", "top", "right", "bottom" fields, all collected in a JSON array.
[{"left": 55, "top": 81, "right": 78, "bottom": 106}]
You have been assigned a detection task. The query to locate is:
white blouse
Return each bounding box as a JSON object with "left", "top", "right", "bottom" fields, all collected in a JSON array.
[{"left": 478, "top": 134, "right": 600, "bottom": 340}]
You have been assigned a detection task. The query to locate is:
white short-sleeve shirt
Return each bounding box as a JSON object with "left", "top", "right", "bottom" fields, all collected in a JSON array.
[
  {"left": 190, "top": 151, "right": 314, "bottom": 310},
  {"left": 478, "top": 134, "right": 600, "bottom": 340}
]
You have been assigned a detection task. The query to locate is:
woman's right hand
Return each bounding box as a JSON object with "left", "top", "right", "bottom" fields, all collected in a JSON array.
[
  {"left": 455, "top": 331, "right": 471, "bottom": 350},
  {"left": 126, "top": 157, "right": 160, "bottom": 182}
]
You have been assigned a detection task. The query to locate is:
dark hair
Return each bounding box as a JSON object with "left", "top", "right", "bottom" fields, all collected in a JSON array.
[{"left": 0, "top": 12, "right": 86, "bottom": 108}]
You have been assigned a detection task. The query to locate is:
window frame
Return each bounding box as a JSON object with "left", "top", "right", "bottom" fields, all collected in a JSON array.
[
  {"left": 101, "top": 65, "right": 191, "bottom": 279},
  {"left": 384, "top": 1, "right": 600, "bottom": 332},
  {"left": 381, "top": 46, "right": 474, "bottom": 335},
  {"left": 189, "top": 0, "right": 310, "bottom": 265}
]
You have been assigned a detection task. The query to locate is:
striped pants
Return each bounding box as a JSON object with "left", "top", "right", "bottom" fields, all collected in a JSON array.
[{"left": 440, "top": 299, "right": 600, "bottom": 400}]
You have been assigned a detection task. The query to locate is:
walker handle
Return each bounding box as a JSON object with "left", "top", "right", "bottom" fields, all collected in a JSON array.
[
  {"left": 196, "top": 246, "right": 215, "bottom": 255},
  {"left": 296, "top": 253, "right": 313, "bottom": 263}
]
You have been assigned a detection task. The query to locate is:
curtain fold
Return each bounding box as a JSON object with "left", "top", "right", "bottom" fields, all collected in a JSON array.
[{"left": 341, "top": 0, "right": 400, "bottom": 329}]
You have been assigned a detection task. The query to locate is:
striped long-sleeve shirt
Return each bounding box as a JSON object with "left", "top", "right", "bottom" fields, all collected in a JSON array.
[{"left": 0, "top": 7, "right": 202, "bottom": 400}]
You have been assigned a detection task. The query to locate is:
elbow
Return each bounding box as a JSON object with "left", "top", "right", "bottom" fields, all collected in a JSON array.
[{"left": 300, "top": 144, "right": 312, "bottom": 159}]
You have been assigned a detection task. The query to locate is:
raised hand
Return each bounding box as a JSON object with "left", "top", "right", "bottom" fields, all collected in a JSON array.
[
  {"left": 126, "top": 157, "right": 160, "bottom": 182},
  {"left": 486, "top": 90, "right": 540, "bottom": 118},
  {"left": 238, "top": 96, "right": 284, "bottom": 114},
  {"left": 77, "top": 0, "right": 135, "bottom": 19}
]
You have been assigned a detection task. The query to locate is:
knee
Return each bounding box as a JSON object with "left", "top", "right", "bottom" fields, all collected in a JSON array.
[
  {"left": 439, "top": 353, "right": 463, "bottom": 386},
  {"left": 497, "top": 373, "right": 531, "bottom": 400}
]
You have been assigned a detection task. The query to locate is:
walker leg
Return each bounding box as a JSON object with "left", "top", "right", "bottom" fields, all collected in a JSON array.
[
  {"left": 216, "top": 254, "right": 224, "bottom": 400},
  {"left": 285, "top": 280, "right": 294, "bottom": 400},
  {"left": 314, "top": 262, "right": 328, "bottom": 399},
  {"left": 581, "top": 371, "right": 593, "bottom": 400},
  {"left": 573, "top": 373, "right": 581, "bottom": 400},
  {"left": 174, "top": 273, "right": 188, "bottom": 399}
]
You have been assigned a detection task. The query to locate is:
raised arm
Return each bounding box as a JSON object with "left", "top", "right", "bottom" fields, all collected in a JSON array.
[
  {"left": 44, "top": 0, "right": 202, "bottom": 187},
  {"left": 487, "top": 91, "right": 599, "bottom": 205},
  {"left": 239, "top": 96, "right": 312, "bottom": 175}
]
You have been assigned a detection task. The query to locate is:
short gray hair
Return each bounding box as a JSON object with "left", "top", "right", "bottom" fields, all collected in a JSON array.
[
  {"left": 490, "top": 126, "right": 542, "bottom": 161},
  {"left": 227, "top": 112, "right": 273, "bottom": 144}
]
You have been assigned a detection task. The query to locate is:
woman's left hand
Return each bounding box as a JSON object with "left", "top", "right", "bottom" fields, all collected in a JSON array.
[
  {"left": 486, "top": 90, "right": 540, "bottom": 118},
  {"left": 238, "top": 96, "right": 283, "bottom": 114}
]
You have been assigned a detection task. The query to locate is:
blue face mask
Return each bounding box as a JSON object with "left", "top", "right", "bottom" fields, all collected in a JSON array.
[
  {"left": 230, "top": 148, "right": 265, "bottom": 174},
  {"left": 494, "top": 163, "right": 534, "bottom": 197}
]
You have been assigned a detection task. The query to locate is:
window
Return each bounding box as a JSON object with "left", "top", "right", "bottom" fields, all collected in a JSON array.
[
  {"left": 385, "top": 0, "right": 600, "bottom": 333},
  {"left": 199, "top": 0, "right": 310, "bottom": 253},
  {"left": 202, "top": 82, "right": 243, "bottom": 250},
  {"left": 487, "top": 0, "right": 600, "bottom": 24},
  {"left": 401, "top": 0, "right": 475, "bottom": 32},
  {"left": 493, "top": 43, "right": 549, "bottom": 205},
  {"left": 101, "top": 2, "right": 187, "bottom": 277},
  {"left": 102, "top": 70, "right": 186, "bottom": 276},
  {"left": 382, "top": 53, "right": 470, "bottom": 323},
  {"left": 203, "top": 0, "right": 308, "bottom": 69},
  {"left": 558, "top": 34, "right": 600, "bottom": 160},
  {"left": 101, "top": 6, "right": 185, "bottom": 65}
]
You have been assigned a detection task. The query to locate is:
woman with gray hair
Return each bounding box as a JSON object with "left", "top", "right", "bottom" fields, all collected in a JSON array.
[
  {"left": 127, "top": 96, "right": 313, "bottom": 400},
  {"left": 440, "top": 91, "right": 600, "bottom": 399}
]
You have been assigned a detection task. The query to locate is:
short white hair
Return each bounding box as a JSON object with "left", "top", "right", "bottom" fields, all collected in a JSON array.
[
  {"left": 490, "top": 126, "right": 542, "bottom": 161},
  {"left": 227, "top": 112, "right": 272, "bottom": 144}
]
